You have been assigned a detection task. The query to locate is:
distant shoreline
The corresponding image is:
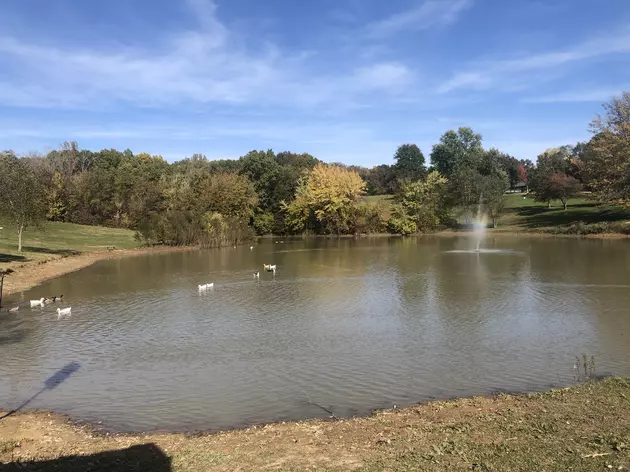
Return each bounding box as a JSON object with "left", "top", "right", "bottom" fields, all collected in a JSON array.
[
  {"left": 5, "top": 230, "right": 628, "bottom": 297},
  {"left": 2, "top": 245, "right": 196, "bottom": 297}
]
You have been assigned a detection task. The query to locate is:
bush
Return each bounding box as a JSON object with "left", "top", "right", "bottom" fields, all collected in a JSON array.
[
  {"left": 353, "top": 203, "right": 387, "bottom": 234},
  {"left": 387, "top": 214, "right": 417, "bottom": 235},
  {"left": 253, "top": 212, "right": 275, "bottom": 235}
]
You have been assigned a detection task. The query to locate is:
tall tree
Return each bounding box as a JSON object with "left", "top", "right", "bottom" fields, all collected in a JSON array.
[
  {"left": 0, "top": 152, "right": 47, "bottom": 251},
  {"left": 430, "top": 127, "right": 483, "bottom": 177},
  {"left": 584, "top": 92, "right": 630, "bottom": 203},
  {"left": 483, "top": 172, "right": 510, "bottom": 227},
  {"left": 393, "top": 144, "right": 426, "bottom": 181}
]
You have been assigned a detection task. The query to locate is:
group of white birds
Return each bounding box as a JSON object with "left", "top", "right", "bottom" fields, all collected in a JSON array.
[
  {"left": 6, "top": 295, "right": 71, "bottom": 318},
  {"left": 198, "top": 246, "right": 278, "bottom": 291}
]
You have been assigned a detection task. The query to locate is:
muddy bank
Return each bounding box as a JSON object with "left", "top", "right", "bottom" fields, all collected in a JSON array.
[
  {"left": 2, "top": 246, "right": 197, "bottom": 296},
  {"left": 0, "top": 378, "right": 629, "bottom": 471}
]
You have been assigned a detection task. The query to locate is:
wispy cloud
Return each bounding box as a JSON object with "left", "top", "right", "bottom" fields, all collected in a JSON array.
[
  {"left": 367, "top": 0, "right": 472, "bottom": 38},
  {"left": 523, "top": 87, "right": 626, "bottom": 103},
  {"left": 438, "top": 30, "right": 630, "bottom": 94},
  {"left": 0, "top": 0, "right": 415, "bottom": 111}
]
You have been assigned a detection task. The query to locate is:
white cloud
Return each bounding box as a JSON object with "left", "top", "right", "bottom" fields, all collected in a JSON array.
[
  {"left": 438, "top": 30, "right": 630, "bottom": 94},
  {"left": 0, "top": 0, "right": 415, "bottom": 111},
  {"left": 367, "top": 0, "right": 472, "bottom": 38}
]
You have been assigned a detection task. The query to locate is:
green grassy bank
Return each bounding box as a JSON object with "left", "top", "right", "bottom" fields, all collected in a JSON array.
[
  {"left": 497, "top": 194, "right": 630, "bottom": 234},
  {"left": 0, "top": 220, "right": 139, "bottom": 270}
]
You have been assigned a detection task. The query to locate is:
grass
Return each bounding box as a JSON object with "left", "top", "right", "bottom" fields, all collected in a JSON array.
[
  {"left": 0, "top": 220, "right": 140, "bottom": 270},
  {"left": 496, "top": 193, "right": 630, "bottom": 234},
  {"left": 1, "top": 377, "right": 629, "bottom": 470},
  {"left": 364, "top": 192, "right": 630, "bottom": 235}
]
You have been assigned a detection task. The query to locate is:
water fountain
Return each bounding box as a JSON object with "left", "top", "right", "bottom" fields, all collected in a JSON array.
[{"left": 473, "top": 193, "right": 487, "bottom": 252}]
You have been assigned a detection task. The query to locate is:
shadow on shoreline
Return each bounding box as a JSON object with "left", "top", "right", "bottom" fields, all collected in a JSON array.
[{"left": 0, "top": 443, "right": 171, "bottom": 472}]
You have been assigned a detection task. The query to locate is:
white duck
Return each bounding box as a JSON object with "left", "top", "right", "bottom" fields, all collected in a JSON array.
[
  {"left": 7, "top": 306, "right": 19, "bottom": 313},
  {"left": 30, "top": 298, "right": 45, "bottom": 308},
  {"left": 253, "top": 271, "right": 260, "bottom": 278},
  {"left": 198, "top": 283, "right": 214, "bottom": 290},
  {"left": 56, "top": 307, "right": 72, "bottom": 316}
]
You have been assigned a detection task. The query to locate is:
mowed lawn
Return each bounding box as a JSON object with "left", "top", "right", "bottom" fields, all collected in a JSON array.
[
  {"left": 497, "top": 193, "right": 630, "bottom": 233},
  {"left": 0, "top": 220, "right": 140, "bottom": 269},
  {"left": 363, "top": 193, "right": 630, "bottom": 234}
]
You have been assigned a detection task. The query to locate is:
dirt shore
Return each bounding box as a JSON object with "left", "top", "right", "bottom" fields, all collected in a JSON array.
[
  {"left": 0, "top": 378, "right": 628, "bottom": 471},
  {"left": 2, "top": 246, "right": 197, "bottom": 297}
]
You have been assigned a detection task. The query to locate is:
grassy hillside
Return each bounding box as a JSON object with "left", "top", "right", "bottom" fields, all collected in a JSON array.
[
  {"left": 364, "top": 193, "right": 630, "bottom": 234},
  {"left": 497, "top": 194, "right": 630, "bottom": 234},
  {"left": 0, "top": 220, "right": 140, "bottom": 270}
]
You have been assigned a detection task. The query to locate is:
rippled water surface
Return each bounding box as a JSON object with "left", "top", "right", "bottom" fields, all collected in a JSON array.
[{"left": 1, "top": 236, "right": 629, "bottom": 432}]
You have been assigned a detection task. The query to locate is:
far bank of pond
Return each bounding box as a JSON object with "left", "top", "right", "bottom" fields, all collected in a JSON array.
[{"left": 1, "top": 378, "right": 629, "bottom": 471}]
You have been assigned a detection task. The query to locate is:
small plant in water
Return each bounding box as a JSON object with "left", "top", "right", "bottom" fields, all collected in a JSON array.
[{"left": 574, "top": 353, "right": 596, "bottom": 382}]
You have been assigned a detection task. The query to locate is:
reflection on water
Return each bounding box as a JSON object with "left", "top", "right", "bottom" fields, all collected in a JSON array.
[{"left": 1, "top": 236, "right": 629, "bottom": 432}]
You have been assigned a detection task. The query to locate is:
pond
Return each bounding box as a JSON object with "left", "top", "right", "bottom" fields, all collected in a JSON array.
[{"left": 1, "top": 236, "right": 629, "bottom": 432}]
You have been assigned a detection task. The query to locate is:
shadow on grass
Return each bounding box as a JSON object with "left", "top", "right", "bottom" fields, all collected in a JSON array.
[
  {"left": 515, "top": 203, "right": 630, "bottom": 228},
  {"left": 20, "top": 247, "right": 81, "bottom": 257},
  {"left": 0, "top": 443, "right": 172, "bottom": 471},
  {"left": 0, "top": 254, "right": 26, "bottom": 264}
]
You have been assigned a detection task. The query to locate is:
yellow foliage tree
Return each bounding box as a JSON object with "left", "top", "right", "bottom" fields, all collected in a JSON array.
[{"left": 283, "top": 163, "right": 366, "bottom": 234}]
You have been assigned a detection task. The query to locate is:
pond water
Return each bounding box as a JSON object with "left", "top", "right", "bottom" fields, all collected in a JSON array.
[{"left": 1, "top": 236, "right": 629, "bottom": 432}]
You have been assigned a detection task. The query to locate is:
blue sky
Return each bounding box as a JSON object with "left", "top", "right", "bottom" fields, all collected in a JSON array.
[{"left": 1, "top": 0, "right": 629, "bottom": 165}]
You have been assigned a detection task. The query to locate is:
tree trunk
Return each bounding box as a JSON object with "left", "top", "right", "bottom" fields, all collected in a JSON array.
[
  {"left": 563, "top": 200, "right": 568, "bottom": 211},
  {"left": 548, "top": 201, "right": 551, "bottom": 208},
  {"left": 18, "top": 224, "right": 24, "bottom": 252},
  {"left": 0, "top": 274, "right": 4, "bottom": 309},
  {"left": 493, "top": 217, "right": 498, "bottom": 228}
]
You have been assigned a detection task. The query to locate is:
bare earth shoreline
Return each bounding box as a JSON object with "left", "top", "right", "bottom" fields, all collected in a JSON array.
[
  {"left": 1, "top": 378, "right": 629, "bottom": 471},
  {"left": 2, "top": 246, "right": 197, "bottom": 297}
]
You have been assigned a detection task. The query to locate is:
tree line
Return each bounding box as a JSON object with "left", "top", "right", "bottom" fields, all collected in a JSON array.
[{"left": 1, "top": 93, "right": 629, "bottom": 249}]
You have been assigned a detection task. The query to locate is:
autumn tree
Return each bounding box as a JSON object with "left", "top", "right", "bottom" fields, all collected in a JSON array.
[
  {"left": 549, "top": 173, "right": 582, "bottom": 210},
  {"left": 531, "top": 148, "right": 573, "bottom": 207},
  {"left": 0, "top": 152, "right": 47, "bottom": 251},
  {"left": 584, "top": 92, "right": 630, "bottom": 203},
  {"left": 282, "top": 163, "right": 365, "bottom": 235}
]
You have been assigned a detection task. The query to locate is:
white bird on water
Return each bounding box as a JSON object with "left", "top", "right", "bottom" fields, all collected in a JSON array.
[
  {"left": 253, "top": 272, "right": 260, "bottom": 278},
  {"left": 198, "top": 283, "right": 214, "bottom": 291},
  {"left": 57, "top": 307, "right": 72, "bottom": 317},
  {"left": 250, "top": 246, "right": 254, "bottom": 250},
  {"left": 7, "top": 306, "right": 19, "bottom": 313},
  {"left": 30, "top": 298, "right": 45, "bottom": 308}
]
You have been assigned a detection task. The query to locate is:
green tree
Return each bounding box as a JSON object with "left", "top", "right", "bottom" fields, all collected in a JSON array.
[
  {"left": 482, "top": 172, "right": 510, "bottom": 228},
  {"left": 0, "top": 152, "right": 47, "bottom": 251},
  {"left": 430, "top": 127, "right": 483, "bottom": 177},
  {"left": 389, "top": 171, "right": 450, "bottom": 233},
  {"left": 393, "top": 144, "right": 426, "bottom": 181}
]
